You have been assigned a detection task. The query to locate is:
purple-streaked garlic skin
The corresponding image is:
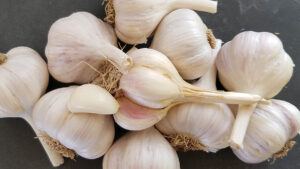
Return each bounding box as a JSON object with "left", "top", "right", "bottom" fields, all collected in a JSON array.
[{"left": 233, "top": 99, "right": 300, "bottom": 163}]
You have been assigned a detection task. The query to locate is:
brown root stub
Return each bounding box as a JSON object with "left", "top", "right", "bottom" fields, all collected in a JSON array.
[
  {"left": 38, "top": 134, "right": 76, "bottom": 159},
  {"left": 103, "top": 0, "right": 115, "bottom": 25},
  {"left": 0, "top": 53, "right": 8, "bottom": 65},
  {"left": 206, "top": 29, "right": 217, "bottom": 49},
  {"left": 92, "top": 61, "right": 122, "bottom": 95},
  {"left": 165, "top": 133, "right": 208, "bottom": 152},
  {"left": 272, "top": 140, "right": 295, "bottom": 162}
]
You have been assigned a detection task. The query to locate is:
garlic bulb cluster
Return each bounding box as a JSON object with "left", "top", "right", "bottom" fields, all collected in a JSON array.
[
  {"left": 103, "top": 127, "right": 180, "bottom": 169},
  {"left": 120, "top": 48, "right": 265, "bottom": 109},
  {"left": 151, "top": 9, "right": 217, "bottom": 80},
  {"left": 156, "top": 41, "right": 234, "bottom": 152},
  {"left": 233, "top": 99, "right": 300, "bottom": 163},
  {"left": 46, "top": 12, "right": 132, "bottom": 84},
  {"left": 216, "top": 31, "right": 294, "bottom": 149},
  {"left": 32, "top": 86, "right": 115, "bottom": 159},
  {"left": 113, "top": 0, "right": 218, "bottom": 44}
]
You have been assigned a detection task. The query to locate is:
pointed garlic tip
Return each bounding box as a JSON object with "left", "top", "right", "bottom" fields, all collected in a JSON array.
[
  {"left": 103, "top": 128, "right": 180, "bottom": 169},
  {"left": 232, "top": 100, "right": 300, "bottom": 163},
  {"left": 68, "top": 84, "right": 119, "bottom": 115},
  {"left": 114, "top": 97, "right": 168, "bottom": 131}
]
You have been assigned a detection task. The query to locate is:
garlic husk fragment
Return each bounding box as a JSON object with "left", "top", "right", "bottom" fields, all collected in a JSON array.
[
  {"left": 232, "top": 99, "right": 300, "bottom": 163},
  {"left": 113, "top": 0, "right": 217, "bottom": 44},
  {"left": 0, "top": 47, "right": 63, "bottom": 167},
  {"left": 46, "top": 12, "right": 132, "bottom": 84},
  {"left": 120, "top": 48, "right": 265, "bottom": 109},
  {"left": 216, "top": 31, "right": 294, "bottom": 149},
  {"left": 151, "top": 9, "right": 217, "bottom": 80},
  {"left": 67, "top": 84, "right": 119, "bottom": 115},
  {"left": 32, "top": 87, "right": 115, "bottom": 159},
  {"left": 103, "top": 127, "right": 180, "bottom": 169}
]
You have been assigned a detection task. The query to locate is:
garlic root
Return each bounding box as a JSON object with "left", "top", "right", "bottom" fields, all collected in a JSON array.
[
  {"left": 165, "top": 133, "right": 207, "bottom": 152},
  {"left": 0, "top": 53, "right": 8, "bottom": 64},
  {"left": 103, "top": 0, "right": 115, "bottom": 25},
  {"left": 272, "top": 141, "right": 295, "bottom": 162}
]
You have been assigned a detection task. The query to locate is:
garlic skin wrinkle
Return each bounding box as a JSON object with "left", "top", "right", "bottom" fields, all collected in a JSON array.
[
  {"left": 151, "top": 9, "right": 217, "bottom": 80},
  {"left": 233, "top": 100, "right": 300, "bottom": 163},
  {"left": 120, "top": 48, "right": 265, "bottom": 109},
  {"left": 46, "top": 12, "right": 132, "bottom": 84},
  {"left": 32, "top": 87, "right": 115, "bottom": 159},
  {"left": 103, "top": 127, "right": 180, "bottom": 169},
  {"left": 113, "top": 0, "right": 218, "bottom": 44}
]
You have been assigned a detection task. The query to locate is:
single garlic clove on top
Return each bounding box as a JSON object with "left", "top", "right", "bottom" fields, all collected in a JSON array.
[
  {"left": 216, "top": 31, "right": 294, "bottom": 149},
  {"left": 67, "top": 84, "right": 119, "bottom": 115},
  {"left": 113, "top": 0, "right": 218, "bottom": 44},
  {"left": 103, "top": 127, "right": 181, "bottom": 169},
  {"left": 46, "top": 11, "right": 132, "bottom": 84},
  {"left": 32, "top": 86, "right": 115, "bottom": 159},
  {"left": 151, "top": 9, "right": 218, "bottom": 80},
  {"left": 232, "top": 99, "right": 300, "bottom": 163}
]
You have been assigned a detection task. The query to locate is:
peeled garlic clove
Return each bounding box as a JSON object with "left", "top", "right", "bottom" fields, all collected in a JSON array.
[
  {"left": 232, "top": 99, "right": 300, "bottom": 163},
  {"left": 67, "top": 84, "right": 119, "bottom": 115},
  {"left": 32, "top": 87, "right": 115, "bottom": 159},
  {"left": 46, "top": 12, "right": 132, "bottom": 84},
  {"left": 113, "top": 0, "right": 217, "bottom": 44},
  {"left": 103, "top": 127, "right": 180, "bottom": 169},
  {"left": 113, "top": 97, "right": 173, "bottom": 131},
  {"left": 151, "top": 9, "right": 217, "bottom": 80},
  {"left": 120, "top": 48, "right": 265, "bottom": 109},
  {"left": 216, "top": 31, "right": 294, "bottom": 149}
]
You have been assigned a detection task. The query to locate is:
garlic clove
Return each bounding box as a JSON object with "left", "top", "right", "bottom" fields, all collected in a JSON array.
[
  {"left": 151, "top": 9, "right": 218, "bottom": 80},
  {"left": 103, "top": 127, "right": 180, "bottom": 169},
  {"left": 113, "top": 0, "right": 217, "bottom": 44},
  {"left": 113, "top": 97, "right": 173, "bottom": 131},
  {"left": 46, "top": 11, "right": 132, "bottom": 84},
  {"left": 67, "top": 84, "right": 119, "bottom": 115}
]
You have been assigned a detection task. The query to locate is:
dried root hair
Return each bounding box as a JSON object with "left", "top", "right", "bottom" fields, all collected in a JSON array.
[
  {"left": 0, "top": 53, "right": 8, "bottom": 65},
  {"left": 102, "top": 0, "right": 115, "bottom": 25},
  {"left": 206, "top": 29, "right": 216, "bottom": 49},
  {"left": 272, "top": 140, "right": 295, "bottom": 163}
]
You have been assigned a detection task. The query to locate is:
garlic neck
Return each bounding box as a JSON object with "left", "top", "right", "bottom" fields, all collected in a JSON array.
[
  {"left": 0, "top": 53, "right": 8, "bottom": 65},
  {"left": 171, "top": 0, "right": 218, "bottom": 14}
]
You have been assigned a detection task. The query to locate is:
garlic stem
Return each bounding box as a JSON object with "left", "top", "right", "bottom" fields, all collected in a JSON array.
[
  {"left": 173, "top": 0, "right": 218, "bottom": 13},
  {"left": 22, "top": 114, "right": 64, "bottom": 167},
  {"left": 0, "top": 53, "right": 8, "bottom": 65},
  {"left": 229, "top": 104, "right": 257, "bottom": 150}
]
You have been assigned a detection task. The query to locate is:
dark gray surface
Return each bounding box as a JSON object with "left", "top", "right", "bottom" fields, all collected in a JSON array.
[{"left": 0, "top": 0, "right": 300, "bottom": 169}]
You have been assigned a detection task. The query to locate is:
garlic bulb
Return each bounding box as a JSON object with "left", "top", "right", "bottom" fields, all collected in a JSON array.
[
  {"left": 0, "top": 47, "right": 63, "bottom": 167},
  {"left": 156, "top": 40, "right": 234, "bottom": 152},
  {"left": 113, "top": 0, "right": 218, "bottom": 44},
  {"left": 103, "top": 127, "right": 180, "bottom": 169},
  {"left": 120, "top": 48, "right": 265, "bottom": 109},
  {"left": 151, "top": 9, "right": 217, "bottom": 80},
  {"left": 46, "top": 11, "right": 132, "bottom": 84},
  {"left": 32, "top": 86, "right": 115, "bottom": 159},
  {"left": 216, "top": 31, "right": 294, "bottom": 149},
  {"left": 232, "top": 99, "right": 300, "bottom": 163}
]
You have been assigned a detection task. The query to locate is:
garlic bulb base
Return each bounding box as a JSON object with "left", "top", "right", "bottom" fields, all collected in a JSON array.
[
  {"left": 103, "top": 0, "right": 115, "bottom": 24},
  {"left": 206, "top": 29, "right": 216, "bottom": 49},
  {"left": 165, "top": 133, "right": 208, "bottom": 152},
  {"left": 272, "top": 141, "right": 295, "bottom": 162},
  {"left": 0, "top": 53, "right": 8, "bottom": 65}
]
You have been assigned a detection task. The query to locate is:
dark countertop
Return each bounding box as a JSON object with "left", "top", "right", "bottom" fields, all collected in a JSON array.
[{"left": 0, "top": 0, "right": 299, "bottom": 169}]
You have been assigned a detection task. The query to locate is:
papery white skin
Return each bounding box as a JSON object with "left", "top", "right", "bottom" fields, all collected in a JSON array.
[
  {"left": 114, "top": 0, "right": 217, "bottom": 44},
  {"left": 0, "top": 47, "right": 63, "bottom": 167},
  {"left": 151, "top": 9, "right": 216, "bottom": 80},
  {"left": 120, "top": 48, "right": 264, "bottom": 109},
  {"left": 103, "top": 127, "right": 180, "bottom": 169},
  {"left": 32, "top": 87, "right": 115, "bottom": 159},
  {"left": 157, "top": 40, "right": 234, "bottom": 152},
  {"left": 233, "top": 100, "right": 300, "bottom": 163},
  {"left": 46, "top": 12, "right": 132, "bottom": 84}
]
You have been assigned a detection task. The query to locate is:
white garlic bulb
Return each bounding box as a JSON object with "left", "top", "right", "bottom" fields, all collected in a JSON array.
[
  {"left": 151, "top": 9, "right": 217, "bottom": 80},
  {"left": 216, "top": 31, "right": 294, "bottom": 149},
  {"left": 32, "top": 86, "right": 115, "bottom": 159},
  {"left": 103, "top": 127, "right": 180, "bottom": 169},
  {"left": 0, "top": 47, "right": 63, "bottom": 167},
  {"left": 156, "top": 40, "right": 234, "bottom": 152},
  {"left": 120, "top": 48, "right": 265, "bottom": 109},
  {"left": 46, "top": 11, "right": 132, "bottom": 84},
  {"left": 233, "top": 99, "right": 300, "bottom": 163},
  {"left": 113, "top": 0, "right": 218, "bottom": 44}
]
